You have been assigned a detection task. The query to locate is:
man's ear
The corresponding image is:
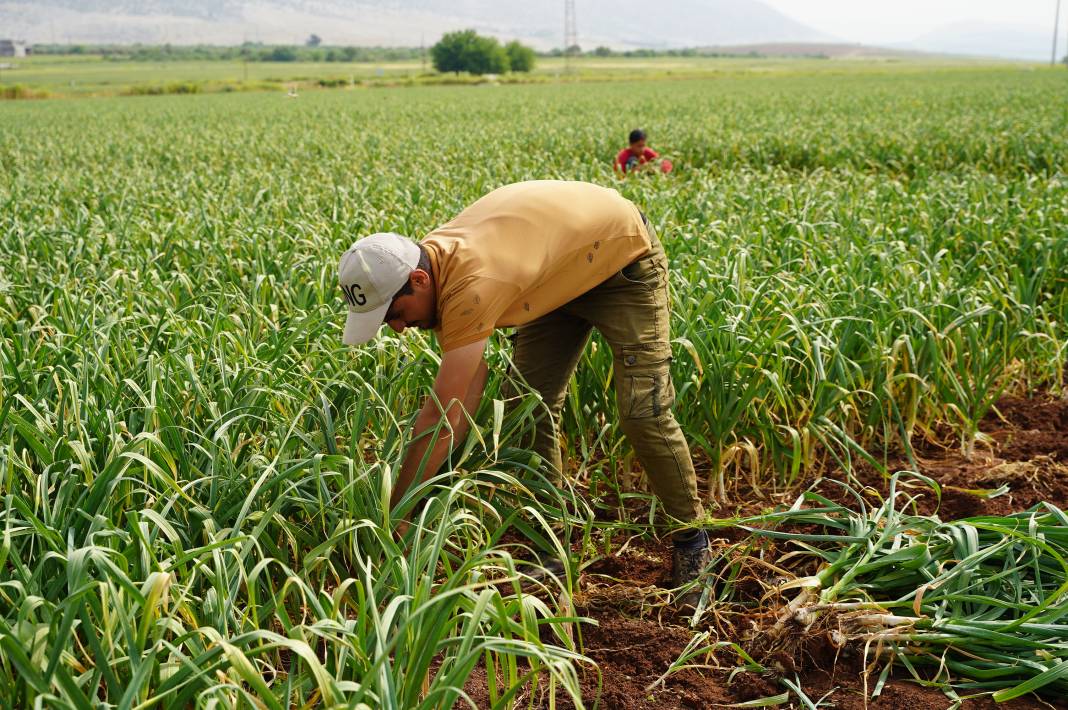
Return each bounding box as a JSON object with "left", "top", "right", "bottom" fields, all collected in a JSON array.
[{"left": 411, "top": 269, "right": 432, "bottom": 290}]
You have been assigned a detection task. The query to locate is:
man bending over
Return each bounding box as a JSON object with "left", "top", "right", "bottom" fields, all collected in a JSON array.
[{"left": 338, "top": 180, "right": 710, "bottom": 595}]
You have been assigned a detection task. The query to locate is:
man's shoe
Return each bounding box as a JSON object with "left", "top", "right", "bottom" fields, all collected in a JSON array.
[{"left": 672, "top": 529, "right": 712, "bottom": 608}]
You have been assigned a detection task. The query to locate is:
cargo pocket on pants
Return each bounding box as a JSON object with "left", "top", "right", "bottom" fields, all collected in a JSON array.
[{"left": 618, "top": 343, "right": 675, "bottom": 419}]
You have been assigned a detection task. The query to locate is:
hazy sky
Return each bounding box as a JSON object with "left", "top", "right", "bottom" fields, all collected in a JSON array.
[{"left": 762, "top": 0, "right": 1062, "bottom": 44}]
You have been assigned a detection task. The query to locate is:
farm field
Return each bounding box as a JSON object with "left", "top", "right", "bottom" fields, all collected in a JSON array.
[
  {"left": 1, "top": 65, "right": 1067, "bottom": 708},
  {"left": 0, "top": 52, "right": 1015, "bottom": 97}
]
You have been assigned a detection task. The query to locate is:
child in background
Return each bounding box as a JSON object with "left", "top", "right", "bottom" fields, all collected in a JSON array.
[{"left": 615, "top": 128, "right": 659, "bottom": 174}]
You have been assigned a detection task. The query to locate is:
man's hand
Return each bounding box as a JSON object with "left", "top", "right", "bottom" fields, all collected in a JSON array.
[{"left": 390, "top": 338, "right": 490, "bottom": 512}]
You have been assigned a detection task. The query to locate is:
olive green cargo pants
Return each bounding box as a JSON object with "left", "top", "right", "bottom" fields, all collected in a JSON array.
[{"left": 509, "top": 222, "right": 705, "bottom": 523}]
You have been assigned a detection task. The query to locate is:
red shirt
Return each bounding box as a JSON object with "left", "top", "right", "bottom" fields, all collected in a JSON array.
[{"left": 615, "top": 146, "right": 659, "bottom": 172}]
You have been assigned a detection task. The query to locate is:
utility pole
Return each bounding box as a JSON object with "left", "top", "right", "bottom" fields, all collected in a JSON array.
[
  {"left": 1053, "top": 0, "right": 1062, "bottom": 66},
  {"left": 564, "top": 0, "right": 577, "bottom": 74},
  {"left": 421, "top": 33, "right": 426, "bottom": 73}
]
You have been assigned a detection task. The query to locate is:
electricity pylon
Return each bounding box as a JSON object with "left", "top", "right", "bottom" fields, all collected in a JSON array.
[{"left": 564, "top": 0, "right": 577, "bottom": 73}]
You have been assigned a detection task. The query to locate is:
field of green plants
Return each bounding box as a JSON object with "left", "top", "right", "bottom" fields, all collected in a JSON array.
[{"left": 1, "top": 65, "right": 1067, "bottom": 708}]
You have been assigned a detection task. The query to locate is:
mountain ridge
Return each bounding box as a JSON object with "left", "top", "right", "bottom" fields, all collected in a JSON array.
[{"left": 0, "top": 0, "right": 829, "bottom": 49}]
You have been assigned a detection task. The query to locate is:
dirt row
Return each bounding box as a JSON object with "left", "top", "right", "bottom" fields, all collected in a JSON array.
[{"left": 466, "top": 393, "right": 1068, "bottom": 709}]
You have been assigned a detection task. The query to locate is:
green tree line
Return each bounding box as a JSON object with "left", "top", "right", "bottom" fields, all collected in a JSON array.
[
  {"left": 31, "top": 43, "right": 423, "bottom": 63},
  {"left": 33, "top": 38, "right": 798, "bottom": 66}
]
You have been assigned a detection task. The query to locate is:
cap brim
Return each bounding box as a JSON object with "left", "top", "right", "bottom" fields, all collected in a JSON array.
[{"left": 342, "top": 301, "right": 390, "bottom": 346}]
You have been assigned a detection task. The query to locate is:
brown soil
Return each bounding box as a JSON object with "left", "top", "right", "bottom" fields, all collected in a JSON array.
[
  {"left": 456, "top": 394, "right": 1068, "bottom": 709},
  {"left": 816, "top": 394, "right": 1068, "bottom": 520}
]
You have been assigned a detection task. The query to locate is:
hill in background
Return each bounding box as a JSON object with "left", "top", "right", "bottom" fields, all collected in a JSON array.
[
  {"left": 1, "top": 0, "right": 827, "bottom": 49},
  {"left": 2, "top": 1, "right": 1051, "bottom": 60},
  {"left": 897, "top": 21, "right": 1058, "bottom": 61}
]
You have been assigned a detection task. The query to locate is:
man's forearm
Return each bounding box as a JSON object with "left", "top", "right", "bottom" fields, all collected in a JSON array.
[
  {"left": 389, "top": 402, "right": 465, "bottom": 510},
  {"left": 390, "top": 360, "right": 488, "bottom": 510}
]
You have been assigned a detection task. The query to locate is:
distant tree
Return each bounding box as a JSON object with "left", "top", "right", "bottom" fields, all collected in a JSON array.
[
  {"left": 431, "top": 29, "right": 509, "bottom": 75},
  {"left": 566, "top": 43, "right": 582, "bottom": 56},
  {"left": 306, "top": 34, "right": 322, "bottom": 47},
  {"left": 262, "top": 46, "right": 298, "bottom": 62},
  {"left": 504, "top": 40, "right": 536, "bottom": 72},
  {"left": 593, "top": 45, "right": 613, "bottom": 57},
  {"left": 431, "top": 31, "right": 469, "bottom": 73}
]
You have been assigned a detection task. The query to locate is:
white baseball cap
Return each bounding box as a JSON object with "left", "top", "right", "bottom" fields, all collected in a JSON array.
[{"left": 338, "top": 232, "right": 421, "bottom": 345}]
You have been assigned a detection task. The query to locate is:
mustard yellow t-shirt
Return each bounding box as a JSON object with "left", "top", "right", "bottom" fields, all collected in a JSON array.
[{"left": 422, "top": 180, "right": 651, "bottom": 351}]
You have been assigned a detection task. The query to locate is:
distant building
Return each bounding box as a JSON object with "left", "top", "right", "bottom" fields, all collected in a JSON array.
[{"left": 0, "top": 40, "right": 28, "bottom": 58}]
